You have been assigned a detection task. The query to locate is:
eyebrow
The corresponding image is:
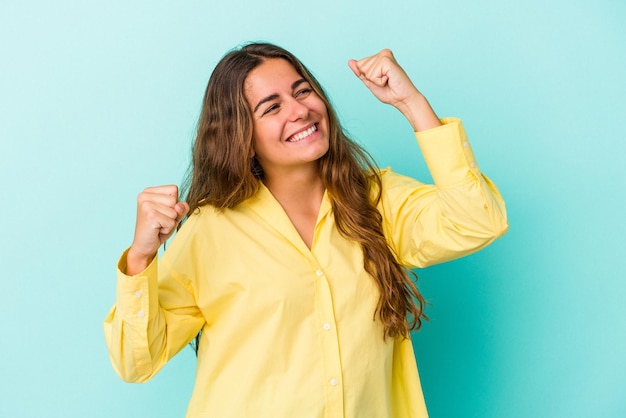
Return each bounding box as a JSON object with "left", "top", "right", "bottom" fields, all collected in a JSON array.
[{"left": 253, "top": 78, "right": 308, "bottom": 114}]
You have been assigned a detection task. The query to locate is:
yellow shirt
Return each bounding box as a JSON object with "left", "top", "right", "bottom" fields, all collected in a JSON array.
[{"left": 104, "top": 118, "right": 508, "bottom": 418}]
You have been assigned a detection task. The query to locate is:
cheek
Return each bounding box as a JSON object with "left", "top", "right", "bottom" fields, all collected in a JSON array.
[
  {"left": 251, "top": 120, "right": 267, "bottom": 146},
  {"left": 251, "top": 135, "right": 267, "bottom": 154},
  {"left": 315, "top": 103, "right": 330, "bottom": 124},
  {"left": 251, "top": 124, "right": 274, "bottom": 153},
  {"left": 256, "top": 117, "right": 284, "bottom": 140}
]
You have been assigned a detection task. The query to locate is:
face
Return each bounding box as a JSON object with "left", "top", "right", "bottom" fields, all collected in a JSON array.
[{"left": 244, "top": 58, "right": 330, "bottom": 179}]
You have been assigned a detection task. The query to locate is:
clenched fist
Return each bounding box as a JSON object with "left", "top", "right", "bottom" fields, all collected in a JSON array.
[
  {"left": 348, "top": 49, "right": 441, "bottom": 132},
  {"left": 126, "top": 185, "right": 189, "bottom": 275}
]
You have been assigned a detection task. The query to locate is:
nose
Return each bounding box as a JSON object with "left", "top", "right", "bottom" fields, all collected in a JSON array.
[{"left": 288, "top": 98, "right": 309, "bottom": 121}]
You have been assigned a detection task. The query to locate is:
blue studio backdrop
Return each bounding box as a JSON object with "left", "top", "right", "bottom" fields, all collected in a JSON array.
[{"left": 1, "top": 0, "right": 625, "bottom": 417}]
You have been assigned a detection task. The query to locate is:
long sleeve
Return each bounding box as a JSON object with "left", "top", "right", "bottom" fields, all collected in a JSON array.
[
  {"left": 379, "top": 117, "right": 508, "bottom": 268},
  {"left": 103, "top": 242, "right": 205, "bottom": 383}
]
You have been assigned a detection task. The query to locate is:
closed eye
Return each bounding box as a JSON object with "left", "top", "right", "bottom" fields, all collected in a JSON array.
[
  {"left": 295, "top": 88, "right": 312, "bottom": 98},
  {"left": 262, "top": 103, "right": 280, "bottom": 115}
]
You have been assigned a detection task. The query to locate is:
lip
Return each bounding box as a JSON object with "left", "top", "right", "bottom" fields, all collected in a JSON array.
[{"left": 285, "top": 122, "right": 319, "bottom": 142}]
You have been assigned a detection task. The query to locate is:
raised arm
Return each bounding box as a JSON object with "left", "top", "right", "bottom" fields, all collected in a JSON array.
[
  {"left": 349, "top": 49, "right": 508, "bottom": 267},
  {"left": 104, "top": 185, "right": 201, "bottom": 383}
]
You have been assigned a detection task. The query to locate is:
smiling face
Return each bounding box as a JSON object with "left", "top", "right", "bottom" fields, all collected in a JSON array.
[{"left": 244, "top": 58, "right": 330, "bottom": 180}]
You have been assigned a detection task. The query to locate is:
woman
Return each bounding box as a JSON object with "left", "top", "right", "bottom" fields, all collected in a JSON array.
[{"left": 104, "top": 42, "right": 508, "bottom": 417}]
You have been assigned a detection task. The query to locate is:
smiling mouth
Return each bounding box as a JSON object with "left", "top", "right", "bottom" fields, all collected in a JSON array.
[{"left": 286, "top": 123, "right": 318, "bottom": 143}]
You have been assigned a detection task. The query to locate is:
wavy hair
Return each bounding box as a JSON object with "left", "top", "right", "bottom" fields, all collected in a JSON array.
[{"left": 183, "top": 42, "right": 427, "bottom": 342}]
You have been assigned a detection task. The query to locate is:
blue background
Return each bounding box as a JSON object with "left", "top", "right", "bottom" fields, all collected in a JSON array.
[{"left": 1, "top": 0, "right": 624, "bottom": 416}]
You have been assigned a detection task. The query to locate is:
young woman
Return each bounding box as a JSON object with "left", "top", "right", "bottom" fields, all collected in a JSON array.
[{"left": 104, "top": 42, "right": 508, "bottom": 417}]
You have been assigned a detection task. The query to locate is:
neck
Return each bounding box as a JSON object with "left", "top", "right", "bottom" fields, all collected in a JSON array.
[
  {"left": 263, "top": 165, "right": 325, "bottom": 210},
  {"left": 262, "top": 166, "right": 325, "bottom": 250}
]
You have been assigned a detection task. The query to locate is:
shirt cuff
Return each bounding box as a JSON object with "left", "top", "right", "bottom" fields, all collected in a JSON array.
[
  {"left": 414, "top": 117, "right": 481, "bottom": 188},
  {"left": 115, "top": 248, "right": 159, "bottom": 323}
]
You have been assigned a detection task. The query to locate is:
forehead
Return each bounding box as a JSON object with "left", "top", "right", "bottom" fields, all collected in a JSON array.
[{"left": 244, "top": 58, "right": 303, "bottom": 99}]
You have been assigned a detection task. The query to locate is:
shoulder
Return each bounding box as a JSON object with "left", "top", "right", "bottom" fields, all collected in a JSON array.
[
  {"left": 181, "top": 204, "right": 219, "bottom": 227},
  {"left": 371, "top": 167, "right": 433, "bottom": 221},
  {"left": 376, "top": 167, "right": 425, "bottom": 195},
  {"left": 172, "top": 204, "right": 223, "bottom": 244}
]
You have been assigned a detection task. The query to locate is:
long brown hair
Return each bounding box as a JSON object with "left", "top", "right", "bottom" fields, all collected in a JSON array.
[{"left": 183, "top": 42, "right": 427, "bottom": 340}]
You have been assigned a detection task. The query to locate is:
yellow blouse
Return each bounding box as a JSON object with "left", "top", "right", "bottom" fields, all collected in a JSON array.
[{"left": 104, "top": 118, "right": 508, "bottom": 417}]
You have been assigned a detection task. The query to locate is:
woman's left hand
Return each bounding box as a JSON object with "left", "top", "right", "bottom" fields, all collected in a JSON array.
[
  {"left": 348, "top": 49, "right": 441, "bottom": 132},
  {"left": 348, "top": 49, "right": 421, "bottom": 109}
]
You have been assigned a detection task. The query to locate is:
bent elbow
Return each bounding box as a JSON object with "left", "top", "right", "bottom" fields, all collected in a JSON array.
[
  {"left": 488, "top": 212, "right": 509, "bottom": 242},
  {"left": 108, "top": 355, "right": 155, "bottom": 384},
  {"left": 104, "top": 319, "right": 156, "bottom": 384}
]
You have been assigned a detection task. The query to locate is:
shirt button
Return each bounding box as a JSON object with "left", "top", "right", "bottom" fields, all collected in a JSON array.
[
  {"left": 330, "top": 378, "right": 338, "bottom": 386},
  {"left": 316, "top": 269, "right": 323, "bottom": 276},
  {"left": 470, "top": 162, "right": 476, "bottom": 168},
  {"left": 463, "top": 141, "right": 469, "bottom": 147},
  {"left": 135, "top": 291, "right": 143, "bottom": 298},
  {"left": 323, "top": 323, "right": 331, "bottom": 331},
  {"left": 137, "top": 311, "right": 145, "bottom": 318}
]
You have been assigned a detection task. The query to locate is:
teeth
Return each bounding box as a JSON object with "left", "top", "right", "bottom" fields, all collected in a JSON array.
[{"left": 288, "top": 124, "right": 317, "bottom": 142}]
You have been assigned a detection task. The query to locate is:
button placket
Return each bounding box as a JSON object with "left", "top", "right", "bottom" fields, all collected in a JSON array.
[{"left": 312, "top": 264, "right": 344, "bottom": 413}]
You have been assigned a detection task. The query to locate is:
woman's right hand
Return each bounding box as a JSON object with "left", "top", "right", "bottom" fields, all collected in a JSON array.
[{"left": 125, "top": 185, "right": 190, "bottom": 275}]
